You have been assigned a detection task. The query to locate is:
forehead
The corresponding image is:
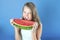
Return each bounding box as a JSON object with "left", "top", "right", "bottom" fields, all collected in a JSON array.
[{"left": 23, "top": 6, "right": 32, "bottom": 13}]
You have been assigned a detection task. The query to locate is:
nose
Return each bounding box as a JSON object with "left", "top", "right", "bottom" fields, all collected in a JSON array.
[
  {"left": 25, "top": 13, "right": 29, "bottom": 19},
  {"left": 26, "top": 13, "right": 28, "bottom": 16}
]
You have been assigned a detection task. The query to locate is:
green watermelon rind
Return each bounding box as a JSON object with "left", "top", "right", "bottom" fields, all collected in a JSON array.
[{"left": 13, "top": 23, "right": 32, "bottom": 30}]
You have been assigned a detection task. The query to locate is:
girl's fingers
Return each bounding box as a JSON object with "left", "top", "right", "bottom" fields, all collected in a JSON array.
[
  {"left": 32, "top": 22, "right": 38, "bottom": 32},
  {"left": 10, "top": 19, "right": 13, "bottom": 25},
  {"left": 10, "top": 19, "right": 15, "bottom": 27},
  {"left": 10, "top": 19, "right": 20, "bottom": 31},
  {"left": 10, "top": 19, "right": 13, "bottom": 23}
]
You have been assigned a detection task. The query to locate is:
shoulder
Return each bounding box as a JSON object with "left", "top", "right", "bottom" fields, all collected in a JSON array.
[
  {"left": 40, "top": 22, "right": 42, "bottom": 26},
  {"left": 38, "top": 22, "right": 42, "bottom": 28},
  {"left": 40, "top": 23, "right": 42, "bottom": 27}
]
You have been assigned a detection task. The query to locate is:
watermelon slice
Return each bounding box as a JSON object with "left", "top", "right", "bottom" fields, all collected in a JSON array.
[{"left": 11, "top": 18, "right": 34, "bottom": 30}]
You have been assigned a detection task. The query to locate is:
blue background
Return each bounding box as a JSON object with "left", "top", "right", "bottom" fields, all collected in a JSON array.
[{"left": 0, "top": 0, "right": 60, "bottom": 40}]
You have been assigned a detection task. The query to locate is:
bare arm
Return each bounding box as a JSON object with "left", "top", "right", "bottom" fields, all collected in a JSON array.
[
  {"left": 32, "top": 22, "right": 38, "bottom": 40},
  {"left": 36, "top": 23, "right": 42, "bottom": 40},
  {"left": 10, "top": 19, "right": 21, "bottom": 40},
  {"left": 32, "top": 23, "right": 42, "bottom": 40},
  {"left": 15, "top": 27, "right": 21, "bottom": 40}
]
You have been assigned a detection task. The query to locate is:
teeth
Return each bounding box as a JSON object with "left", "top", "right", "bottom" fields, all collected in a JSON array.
[{"left": 26, "top": 17, "right": 28, "bottom": 19}]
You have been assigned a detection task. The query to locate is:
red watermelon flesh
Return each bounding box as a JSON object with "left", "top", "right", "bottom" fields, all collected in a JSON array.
[{"left": 13, "top": 19, "right": 34, "bottom": 27}]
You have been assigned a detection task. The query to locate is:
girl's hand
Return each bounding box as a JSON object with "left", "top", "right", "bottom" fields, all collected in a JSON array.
[
  {"left": 10, "top": 19, "right": 20, "bottom": 30},
  {"left": 10, "top": 19, "right": 21, "bottom": 40},
  {"left": 32, "top": 22, "right": 38, "bottom": 32},
  {"left": 10, "top": 19, "right": 14, "bottom": 26},
  {"left": 10, "top": 18, "right": 22, "bottom": 27},
  {"left": 10, "top": 19, "right": 16, "bottom": 27}
]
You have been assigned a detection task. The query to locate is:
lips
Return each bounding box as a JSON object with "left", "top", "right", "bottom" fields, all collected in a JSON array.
[{"left": 24, "top": 17, "right": 29, "bottom": 20}]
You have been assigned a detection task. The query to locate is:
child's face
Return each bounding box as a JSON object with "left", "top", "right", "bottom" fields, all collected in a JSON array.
[{"left": 23, "top": 6, "right": 32, "bottom": 20}]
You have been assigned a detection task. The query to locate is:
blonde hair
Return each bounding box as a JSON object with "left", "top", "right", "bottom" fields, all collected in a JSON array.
[{"left": 22, "top": 2, "right": 40, "bottom": 26}]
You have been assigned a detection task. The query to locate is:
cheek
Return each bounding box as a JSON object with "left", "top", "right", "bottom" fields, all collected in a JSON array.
[
  {"left": 28, "top": 14, "right": 32, "bottom": 20},
  {"left": 23, "top": 13, "right": 26, "bottom": 17}
]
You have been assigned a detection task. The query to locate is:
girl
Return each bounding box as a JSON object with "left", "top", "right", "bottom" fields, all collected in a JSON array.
[{"left": 10, "top": 2, "right": 42, "bottom": 40}]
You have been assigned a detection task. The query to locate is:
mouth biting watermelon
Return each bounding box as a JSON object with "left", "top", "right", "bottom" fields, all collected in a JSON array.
[{"left": 10, "top": 18, "right": 35, "bottom": 30}]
